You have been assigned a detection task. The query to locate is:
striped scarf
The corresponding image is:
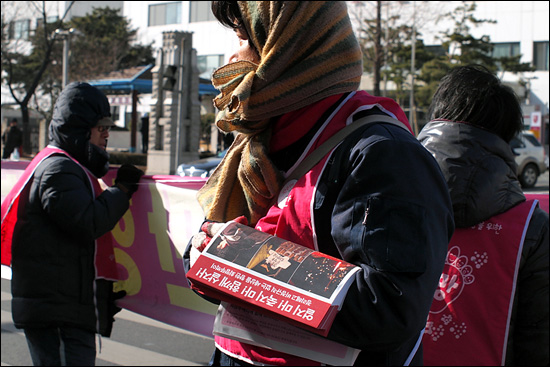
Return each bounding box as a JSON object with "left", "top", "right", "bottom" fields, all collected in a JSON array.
[{"left": 197, "top": 1, "right": 363, "bottom": 225}]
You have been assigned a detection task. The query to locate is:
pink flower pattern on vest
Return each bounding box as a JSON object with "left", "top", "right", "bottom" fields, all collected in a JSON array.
[{"left": 423, "top": 200, "right": 538, "bottom": 366}]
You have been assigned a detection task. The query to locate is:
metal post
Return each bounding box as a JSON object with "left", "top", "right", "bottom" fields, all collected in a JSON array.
[
  {"left": 383, "top": 2, "right": 389, "bottom": 97},
  {"left": 409, "top": 1, "right": 417, "bottom": 134},
  {"left": 54, "top": 28, "right": 81, "bottom": 88},
  {"left": 131, "top": 89, "right": 138, "bottom": 153},
  {"left": 176, "top": 39, "right": 184, "bottom": 171},
  {"left": 62, "top": 37, "right": 69, "bottom": 87}
]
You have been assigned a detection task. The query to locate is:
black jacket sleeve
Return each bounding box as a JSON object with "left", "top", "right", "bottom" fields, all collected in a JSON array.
[
  {"left": 34, "top": 155, "right": 129, "bottom": 240},
  {"left": 314, "top": 123, "right": 454, "bottom": 359},
  {"left": 506, "top": 206, "right": 549, "bottom": 365}
]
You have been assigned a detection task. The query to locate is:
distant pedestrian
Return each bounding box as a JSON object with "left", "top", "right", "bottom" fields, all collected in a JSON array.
[
  {"left": 2, "top": 118, "right": 23, "bottom": 159},
  {"left": 140, "top": 113, "right": 149, "bottom": 154}
]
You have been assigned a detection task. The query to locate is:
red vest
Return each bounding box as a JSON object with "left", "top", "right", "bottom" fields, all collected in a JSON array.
[
  {"left": 423, "top": 200, "right": 538, "bottom": 366},
  {"left": 215, "top": 91, "right": 411, "bottom": 365},
  {"left": 1, "top": 146, "right": 119, "bottom": 280}
]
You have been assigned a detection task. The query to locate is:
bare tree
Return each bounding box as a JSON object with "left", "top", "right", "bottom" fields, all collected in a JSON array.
[
  {"left": 347, "top": 1, "right": 442, "bottom": 98},
  {"left": 348, "top": 1, "right": 385, "bottom": 96},
  {"left": 1, "top": 1, "right": 74, "bottom": 155}
]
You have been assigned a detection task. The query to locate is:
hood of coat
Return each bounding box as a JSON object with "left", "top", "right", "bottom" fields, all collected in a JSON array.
[
  {"left": 418, "top": 120, "right": 525, "bottom": 227},
  {"left": 48, "top": 82, "right": 111, "bottom": 177}
]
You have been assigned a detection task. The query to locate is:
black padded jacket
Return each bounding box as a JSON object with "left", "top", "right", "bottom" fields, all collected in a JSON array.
[
  {"left": 10, "top": 82, "right": 130, "bottom": 337},
  {"left": 418, "top": 120, "right": 549, "bottom": 366},
  {"left": 185, "top": 102, "right": 455, "bottom": 366}
]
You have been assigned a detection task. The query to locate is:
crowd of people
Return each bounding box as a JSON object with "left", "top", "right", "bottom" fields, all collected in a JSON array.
[{"left": 1, "top": 1, "right": 548, "bottom": 366}]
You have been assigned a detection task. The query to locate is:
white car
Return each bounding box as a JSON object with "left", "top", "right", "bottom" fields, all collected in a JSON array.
[
  {"left": 176, "top": 149, "right": 227, "bottom": 178},
  {"left": 510, "top": 131, "right": 548, "bottom": 188}
]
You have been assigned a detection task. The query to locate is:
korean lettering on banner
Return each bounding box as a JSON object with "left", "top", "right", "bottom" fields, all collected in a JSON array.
[
  {"left": 100, "top": 170, "right": 219, "bottom": 336},
  {"left": 1, "top": 162, "right": 219, "bottom": 336}
]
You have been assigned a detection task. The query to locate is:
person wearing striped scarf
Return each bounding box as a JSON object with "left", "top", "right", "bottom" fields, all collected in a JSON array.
[
  {"left": 185, "top": 2, "right": 454, "bottom": 366},
  {"left": 197, "top": 1, "right": 364, "bottom": 225}
]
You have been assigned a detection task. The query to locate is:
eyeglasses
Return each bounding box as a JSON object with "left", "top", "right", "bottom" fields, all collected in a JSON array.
[{"left": 97, "top": 125, "right": 112, "bottom": 133}]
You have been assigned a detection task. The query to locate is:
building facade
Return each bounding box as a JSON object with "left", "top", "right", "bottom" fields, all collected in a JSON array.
[
  {"left": 2, "top": 1, "right": 549, "bottom": 154},
  {"left": 427, "top": 1, "right": 548, "bottom": 129}
]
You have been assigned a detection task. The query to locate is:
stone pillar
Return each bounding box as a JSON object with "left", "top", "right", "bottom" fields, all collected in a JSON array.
[
  {"left": 38, "top": 119, "right": 48, "bottom": 151},
  {"left": 146, "top": 31, "right": 201, "bottom": 175}
]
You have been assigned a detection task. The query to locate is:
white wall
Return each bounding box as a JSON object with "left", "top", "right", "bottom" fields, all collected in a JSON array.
[
  {"left": 419, "top": 1, "right": 548, "bottom": 111},
  {"left": 348, "top": 1, "right": 548, "bottom": 114},
  {"left": 123, "top": 1, "right": 238, "bottom": 65},
  {"left": 3, "top": 1, "right": 548, "bottom": 124},
  {"left": 472, "top": 2, "right": 548, "bottom": 113},
  {"left": 420, "top": 1, "right": 549, "bottom": 47}
]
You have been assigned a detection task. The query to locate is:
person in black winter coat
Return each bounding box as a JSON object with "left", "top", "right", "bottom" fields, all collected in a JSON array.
[
  {"left": 4, "top": 82, "right": 144, "bottom": 366},
  {"left": 2, "top": 118, "right": 23, "bottom": 159},
  {"left": 418, "top": 65, "right": 549, "bottom": 366}
]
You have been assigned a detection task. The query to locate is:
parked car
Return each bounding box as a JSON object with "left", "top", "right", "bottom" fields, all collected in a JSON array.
[
  {"left": 510, "top": 131, "right": 548, "bottom": 188},
  {"left": 176, "top": 149, "right": 227, "bottom": 178}
]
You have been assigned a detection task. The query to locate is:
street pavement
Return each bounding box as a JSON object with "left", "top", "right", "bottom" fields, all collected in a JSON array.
[{"left": 1, "top": 278, "right": 214, "bottom": 366}]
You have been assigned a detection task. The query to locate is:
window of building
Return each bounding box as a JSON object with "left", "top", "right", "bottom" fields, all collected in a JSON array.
[
  {"left": 190, "top": 1, "right": 216, "bottom": 22},
  {"left": 491, "top": 42, "right": 520, "bottom": 58},
  {"left": 148, "top": 2, "right": 182, "bottom": 26},
  {"left": 8, "top": 19, "right": 30, "bottom": 40},
  {"left": 533, "top": 41, "right": 549, "bottom": 71},
  {"left": 491, "top": 42, "right": 521, "bottom": 70},
  {"left": 197, "top": 54, "right": 225, "bottom": 78}
]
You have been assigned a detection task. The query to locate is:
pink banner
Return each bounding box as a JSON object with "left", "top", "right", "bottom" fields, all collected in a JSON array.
[
  {"left": 2, "top": 160, "right": 218, "bottom": 337},
  {"left": 2, "top": 160, "right": 548, "bottom": 339},
  {"left": 524, "top": 193, "right": 549, "bottom": 213}
]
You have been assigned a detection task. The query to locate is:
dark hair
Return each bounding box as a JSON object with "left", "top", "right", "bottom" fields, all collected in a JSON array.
[
  {"left": 428, "top": 65, "right": 523, "bottom": 142},
  {"left": 211, "top": 1, "right": 260, "bottom": 59},
  {"left": 212, "top": 1, "right": 243, "bottom": 29}
]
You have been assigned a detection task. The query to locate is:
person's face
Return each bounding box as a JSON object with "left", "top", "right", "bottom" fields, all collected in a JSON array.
[
  {"left": 228, "top": 26, "right": 260, "bottom": 64},
  {"left": 90, "top": 125, "right": 110, "bottom": 150}
]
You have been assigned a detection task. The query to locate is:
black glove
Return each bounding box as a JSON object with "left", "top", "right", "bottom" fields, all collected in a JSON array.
[
  {"left": 115, "top": 164, "right": 144, "bottom": 197},
  {"left": 109, "top": 290, "right": 127, "bottom": 319}
]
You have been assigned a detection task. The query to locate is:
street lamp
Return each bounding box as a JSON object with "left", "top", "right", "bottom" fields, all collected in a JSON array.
[{"left": 53, "top": 28, "right": 82, "bottom": 87}]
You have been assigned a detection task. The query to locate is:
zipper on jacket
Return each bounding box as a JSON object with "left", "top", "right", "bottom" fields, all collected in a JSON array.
[{"left": 362, "top": 199, "right": 371, "bottom": 225}]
